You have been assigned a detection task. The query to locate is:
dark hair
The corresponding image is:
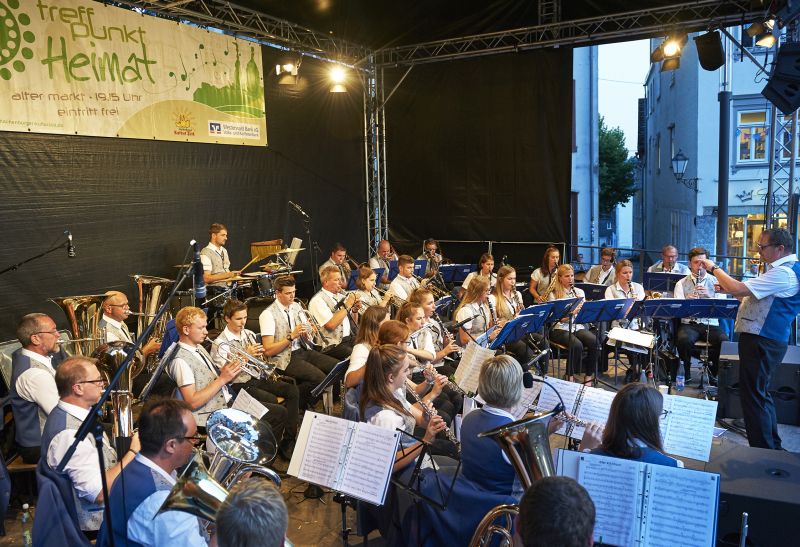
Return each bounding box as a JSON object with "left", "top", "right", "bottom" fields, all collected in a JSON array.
[
  {"left": 359, "top": 345, "right": 410, "bottom": 419},
  {"left": 217, "top": 478, "right": 288, "bottom": 547},
  {"left": 539, "top": 246, "right": 560, "bottom": 275},
  {"left": 479, "top": 253, "right": 494, "bottom": 266},
  {"left": 601, "top": 383, "right": 665, "bottom": 459},
  {"left": 423, "top": 238, "right": 438, "bottom": 249},
  {"left": 687, "top": 247, "right": 708, "bottom": 261},
  {"left": 209, "top": 223, "right": 227, "bottom": 237},
  {"left": 763, "top": 228, "right": 795, "bottom": 252},
  {"left": 223, "top": 299, "right": 247, "bottom": 319},
  {"left": 355, "top": 306, "right": 388, "bottom": 346},
  {"left": 518, "top": 477, "right": 595, "bottom": 547},
  {"left": 138, "top": 398, "right": 192, "bottom": 457},
  {"left": 273, "top": 275, "right": 296, "bottom": 292},
  {"left": 16, "top": 313, "right": 49, "bottom": 346},
  {"left": 330, "top": 242, "right": 346, "bottom": 254},
  {"left": 55, "top": 357, "right": 97, "bottom": 398},
  {"left": 600, "top": 247, "right": 616, "bottom": 260}
]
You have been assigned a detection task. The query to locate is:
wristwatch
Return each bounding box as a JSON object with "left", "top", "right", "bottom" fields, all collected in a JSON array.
[
  {"left": 286, "top": 333, "right": 293, "bottom": 342},
  {"left": 709, "top": 265, "right": 718, "bottom": 274}
]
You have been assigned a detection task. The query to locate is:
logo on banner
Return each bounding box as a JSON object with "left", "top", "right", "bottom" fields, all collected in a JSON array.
[
  {"left": 0, "top": 0, "right": 36, "bottom": 81},
  {"left": 209, "top": 122, "right": 222, "bottom": 135},
  {"left": 173, "top": 109, "right": 195, "bottom": 136}
]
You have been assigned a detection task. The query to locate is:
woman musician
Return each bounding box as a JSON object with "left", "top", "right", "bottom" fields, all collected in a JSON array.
[
  {"left": 344, "top": 305, "right": 389, "bottom": 388},
  {"left": 453, "top": 276, "right": 499, "bottom": 347},
  {"left": 408, "top": 288, "right": 461, "bottom": 376},
  {"left": 459, "top": 253, "right": 496, "bottom": 299},
  {"left": 488, "top": 266, "right": 535, "bottom": 365},
  {"left": 547, "top": 264, "right": 598, "bottom": 384},
  {"left": 354, "top": 265, "right": 392, "bottom": 316},
  {"left": 604, "top": 260, "right": 647, "bottom": 383},
  {"left": 530, "top": 246, "right": 560, "bottom": 303}
]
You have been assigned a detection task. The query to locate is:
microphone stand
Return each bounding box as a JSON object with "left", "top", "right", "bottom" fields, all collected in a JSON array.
[
  {"left": 0, "top": 239, "right": 68, "bottom": 276},
  {"left": 291, "top": 204, "right": 319, "bottom": 293},
  {"left": 56, "top": 242, "right": 197, "bottom": 547}
]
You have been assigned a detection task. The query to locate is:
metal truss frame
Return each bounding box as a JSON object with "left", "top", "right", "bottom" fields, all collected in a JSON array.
[
  {"left": 362, "top": 63, "right": 389, "bottom": 257},
  {"left": 765, "top": 98, "right": 798, "bottom": 229}
]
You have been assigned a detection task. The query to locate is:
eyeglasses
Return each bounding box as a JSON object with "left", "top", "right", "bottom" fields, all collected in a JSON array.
[
  {"left": 33, "top": 329, "right": 59, "bottom": 337},
  {"left": 76, "top": 378, "right": 107, "bottom": 386},
  {"left": 756, "top": 243, "right": 777, "bottom": 250},
  {"left": 107, "top": 303, "right": 130, "bottom": 308},
  {"left": 660, "top": 409, "right": 671, "bottom": 420},
  {"left": 180, "top": 434, "right": 207, "bottom": 446}
]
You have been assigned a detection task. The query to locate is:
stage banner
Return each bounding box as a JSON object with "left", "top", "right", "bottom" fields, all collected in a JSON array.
[{"left": 0, "top": 0, "right": 267, "bottom": 145}]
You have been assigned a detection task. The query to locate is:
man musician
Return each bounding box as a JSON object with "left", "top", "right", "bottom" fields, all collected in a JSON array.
[
  {"left": 100, "top": 291, "right": 160, "bottom": 357},
  {"left": 200, "top": 223, "right": 241, "bottom": 286},
  {"left": 369, "top": 239, "right": 397, "bottom": 290},
  {"left": 309, "top": 266, "right": 360, "bottom": 360},
  {"left": 389, "top": 255, "right": 421, "bottom": 301},
  {"left": 417, "top": 238, "right": 443, "bottom": 278},
  {"left": 318, "top": 242, "right": 352, "bottom": 283}
]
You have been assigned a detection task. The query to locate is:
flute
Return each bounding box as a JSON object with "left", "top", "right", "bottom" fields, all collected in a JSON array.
[{"left": 405, "top": 380, "right": 461, "bottom": 454}]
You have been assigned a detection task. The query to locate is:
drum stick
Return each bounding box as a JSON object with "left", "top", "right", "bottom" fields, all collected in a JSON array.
[{"left": 238, "top": 255, "right": 261, "bottom": 274}]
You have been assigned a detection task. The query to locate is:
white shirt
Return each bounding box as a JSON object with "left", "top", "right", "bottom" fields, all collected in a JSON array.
[
  {"left": 46, "top": 401, "right": 113, "bottom": 504},
  {"left": 407, "top": 328, "right": 436, "bottom": 363},
  {"left": 389, "top": 275, "right": 419, "bottom": 301},
  {"left": 170, "top": 342, "right": 232, "bottom": 404},
  {"left": 488, "top": 291, "right": 524, "bottom": 320},
  {"left": 744, "top": 253, "right": 800, "bottom": 300},
  {"left": 673, "top": 273, "right": 724, "bottom": 326},
  {"left": 103, "top": 316, "right": 133, "bottom": 343},
  {"left": 345, "top": 343, "right": 372, "bottom": 383},
  {"left": 15, "top": 349, "right": 59, "bottom": 416},
  {"left": 461, "top": 271, "right": 497, "bottom": 291},
  {"left": 259, "top": 301, "right": 302, "bottom": 351},
  {"left": 199, "top": 243, "right": 229, "bottom": 273},
  {"left": 481, "top": 405, "right": 516, "bottom": 466},
  {"left": 647, "top": 261, "right": 690, "bottom": 274},
  {"left": 455, "top": 302, "right": 490, "bottom": 337},
  {"left": 309, "top": 288, "right": 351, "bottom": 338},
  {"left": 127, "top": 454, "right": 207, "bottom": 547},
  {"left": 605, "top": 282, "right": 645, "bottom": 329}
]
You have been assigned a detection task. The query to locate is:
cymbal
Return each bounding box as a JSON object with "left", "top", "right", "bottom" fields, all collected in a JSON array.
[
  {"left": 242, "top": 272, "right": 264, "bottom": 278},
  {"left": 271, "top": 247, "right": 305, "bottom": 255},
  {"left": 174, "top": 263, "right": 192, "bottom": 268},
  {"left": 260, "top": 262, "right": 285, "bottom": 271}
]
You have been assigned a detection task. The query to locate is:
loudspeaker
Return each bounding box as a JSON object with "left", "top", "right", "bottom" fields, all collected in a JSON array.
[
  {"left": 708, "top": 442, "right": 800, "bottom": 546},
  {"left": 762, "top": 43, "right": 800, "bottom": 115},
  {"left": 694, "top": 31, "right": 725, "bottom": 71},
  {"left": 717, "top": 342, "right": 800, "bottom": 425}
]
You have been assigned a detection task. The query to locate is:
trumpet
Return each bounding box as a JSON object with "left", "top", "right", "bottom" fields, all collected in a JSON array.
[
  {"left": 215, "top": 341, "right": 279, "bottom": 382},
  {"left": 405, "top": 380, "right": 461, "bottom": 455},
  {"left": 294, "top": 299, "right": 330, "bottom": 350}
]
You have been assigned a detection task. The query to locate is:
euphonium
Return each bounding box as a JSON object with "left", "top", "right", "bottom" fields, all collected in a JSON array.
[
  {"left": 468, "top": 409, "right": 558, "bottom": 547},
  {"left": 294, "top": 299, "right": 329, "bottom": 349},
  {"left": 50, "top": 294, "right": 107, "bottom": 356}
]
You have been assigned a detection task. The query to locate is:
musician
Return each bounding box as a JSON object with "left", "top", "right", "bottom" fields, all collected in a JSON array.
[
  {"left": 388, "top": 254, "right": 421, "bottom": 301},
  {"left": 216, "top": 478, "right": 289, "bottom": 547},
  {"left": 454, "top": 276, "right": 498, "bottom": 346},
  {"left": 489, "top": 266, "right": 534, "bottom": 365},
  {"left": 460, "top": 355, "right": 524, "bottom": 496},
  {"left": 100, "top": 291, "right": 160, "bottom": 356},
  {"left": 10, "top": 313, "right": 63, "bottom": 463},
  {"left": 43, "top": 357, "right": 139, "bottom": 532},
  {"left": 648, "top": 244, "right": 690, "bottom": 275},
  {"left": 354, "top": 265, "right": 392, "bottom": 313},
  {"left": 605, "top": 260, "right": 647, "bottom": 382},
  {"left": 344, "top": 305, "right": 390, "bottom": 388},
  {"left": 318, "top": 242, "right": 352, "bottom": 282},
  {"left": 673, "top": 247, "right": 729, "bottom": 383},
  {"left": 416, "top": 238, "right": 443, "bottom": 277},
  {"left": 572, "top": 252, "right": 590, "bottom": 273},
  {"left": 460, "top": 253, "right": 496, "bottom": 298},
  {"left": 212, "top": 299, "right": 298, "bottom": 459},
  {"left": 369, "top": 239, "right": 396, "bottom": 290},
  {"left": 698, "top": 228, "right": 800, "bottom": 450},
  {"left": 259, "top": 275, "right": 340, "bottom": 406},
  {"left": 517, "top": 477, "right": 595, "bottom": 547},
  {"left": 529, "top": 246, "right": 560, "bottom": 303},
  {"left": 547, "top": 264, "right": 598, "bottom": 384},
  {"left": 585, "top": 247, "right": 617, "bottom": 286},
  {"left": 98, "top": 399, "right": 207, "bottom": 547},
  {"left": 200, "top": 223, "right": 241, "bottom": 285},
  {"left": 396, "top": 302, "right": 437, "bottom": 363},
  {"left": 309, "top": 265, "right": 360, "bottom": 360},
  {"left": 408, "top": 288, "right": 461, "bottom": 374},
  {"left": 579, "top": 383, "right": 682, "bottom": 467}
]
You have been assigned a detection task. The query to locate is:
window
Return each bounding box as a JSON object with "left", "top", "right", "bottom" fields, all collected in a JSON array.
[
  {"left": 655, "top": 133, "right": 661, "bottom": 172},
  {"left": 737, "top": 110, "right": 767, "bottom": 162}
]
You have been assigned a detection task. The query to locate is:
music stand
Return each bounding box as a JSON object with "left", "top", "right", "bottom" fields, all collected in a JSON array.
[
  {"left": 491, "top": 304, "right": 552, "bottom": 350},
  {"left": 435, "top": 295, "right": 455, "bottom": 318},
  {"left": 413, "top": 260, "right": 428, "bottom": 278},
  {"left": 575, "top": 282, "right": 607, "bottom": 301},
  {"left": 388, "top": 260, "right": 399, "bottom": 281},
  {"left": 643, "top": 272, "right": 685, "bottom": 294},
  {"left": 310, "top": 358, "right": 350, "bottom": 414},
  {"left": 392, "top": 430, "right": 461, "bottom": 511},
  {"left": 539, "top": 298, "right": 582, "bottom": 378},
  {"left": 346, "top": 269, "right": 360, "bottom": 291},
  {"left": 575, "top": 298, "right": 633, "bottom": 390},
  {"left": 454, "top": 264, "right": 477, "bottom": 285}
]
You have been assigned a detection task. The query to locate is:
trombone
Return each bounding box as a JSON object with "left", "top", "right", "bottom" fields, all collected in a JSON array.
[{"left": 215, "top": 341, "right": 279, "bottom": 382}]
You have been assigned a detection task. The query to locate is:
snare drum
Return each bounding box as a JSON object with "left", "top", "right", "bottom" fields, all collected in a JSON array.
[{"left": 256, "top": 273, "right": 276, "bottom": 297}]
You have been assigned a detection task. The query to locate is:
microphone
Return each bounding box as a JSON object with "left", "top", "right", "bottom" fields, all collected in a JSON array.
[
  {"left": 289, "top": 200, "right": 310, "bottom": 219},
  {"left": 65, "top": 230, "right": 75, "bottom": 258},
  {"left": 444, "top": 313, "right": 481, "bottom": 332},
  {"left": 191, "top": 240, "right": 207, "bottom": 300}
]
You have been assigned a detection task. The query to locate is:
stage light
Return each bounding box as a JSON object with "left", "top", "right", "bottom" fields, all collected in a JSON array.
[
  {"left": 651, "top": 34, "right": 686, "bottom": 73},
  {"left": 275, "top": 60, "right": 300, "bottom": 85},
  {"left": 329, "top": 65, "right": 347, "bottom": 93},
  {"left": 663, "top": 39, "right": 681, "bottom": 57}
]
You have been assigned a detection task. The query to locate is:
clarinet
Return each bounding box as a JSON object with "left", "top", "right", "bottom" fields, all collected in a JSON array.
[
  {"left": 487, "top": 299, "right": 497, "bottom": 327},
  {"left": 432, "top": 312, "right": 461, "bottom": 358},
  {"left": 405, "top": 380, "right": 461, "bottom": 454}
]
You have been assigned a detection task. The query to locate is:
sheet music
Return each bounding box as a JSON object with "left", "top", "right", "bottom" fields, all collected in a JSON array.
[
  {"left": 339, "top": 423, "right": 399, "bottom": 505},
  {"left": 569, "top": 387, "right": 616, "bottom": 440},
  {"left": 231, "top": 388, "right": 269, "bottom": 419},
  {"left": 293, "top": 413, "right": 350, "bottom": 488},
  {"left": 454, "top": 341, "right": 496, "bottom": 394},
  {"left": 508, "top": 384, "right": 543, "bottom": 420},
  {"left": 642, "top": 465, "right": 719, "bottom": 547},
  {"left": 535, "top": 377, "right": 582, "bottom": 436},
  {"left": 577, "top": 454, "right": 642, "bottom": 547},
  {"left": 660, "top": 395, "right": 717, "bottom": 462}
]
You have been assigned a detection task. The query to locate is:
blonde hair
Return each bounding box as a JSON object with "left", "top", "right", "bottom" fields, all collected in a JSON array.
[
  {"left": 175, "top": 306, "right": 206, "bottom": 330},
  {"left": 492, "top": 265, "right": 517, "bottom": 320},
  {"left": 551, "top": 264, "right": 575, "bottom": 300},
  {"left": 454, "top": 275, "right": 489, "bottom": 319}
]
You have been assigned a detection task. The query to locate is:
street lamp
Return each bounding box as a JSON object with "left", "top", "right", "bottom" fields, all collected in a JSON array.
[{"left": 670, "top": 149, "right": 699, "bottom": 191}]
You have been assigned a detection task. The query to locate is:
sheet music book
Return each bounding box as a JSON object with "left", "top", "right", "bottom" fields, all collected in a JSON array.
[
  {"left": 288, "top": 412, "right": 399, "bottom": 505},
  {"left": 660, "top": 395, "right": 718, "bottom": 462},
  {"left": 231, "top": 388, "right": 269, "bottom": 419},
  {"left": 453, "top": 341, "right": 497, "bottom": 394},
  {"left": 508, "top": 384, "right": 543, "bottom": 420},
  {"left": 557, "top": 450, "right": 719, "bottom": 547}
]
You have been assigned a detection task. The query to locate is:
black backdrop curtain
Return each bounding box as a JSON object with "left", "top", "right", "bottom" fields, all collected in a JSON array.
[
  {"left": 0, "top": 48, "right": 366, "bottom": 341},
  {"left": 384, "top": 49, "right": 572, "bottom": 267}
]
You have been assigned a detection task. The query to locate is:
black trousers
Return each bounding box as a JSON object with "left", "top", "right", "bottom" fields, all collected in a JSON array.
[
  {"left": 738, "top": 333, "right": 786, "bottom": 449},
  {"left": 283, "top": 348, "right": 340, "bottom": 407},
  {"left": 233, "top": 377, "right": 300, "bottom": 440},
  {"left": 675, "top": 323, "right": 728, "bottom": 376},
  {"left": 549, "top": 328, "right": 598, "bottom": 376},
  {"left": 322, "top": 336, "right": 353, "bottom": 361}
]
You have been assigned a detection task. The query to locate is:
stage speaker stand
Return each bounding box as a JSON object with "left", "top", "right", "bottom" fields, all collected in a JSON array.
[
  {"left": 716, "top": 342, "right": 800, "bottom": 425},
  {"left": 707, "top": 440, "right": 800, "bottom": 546}
]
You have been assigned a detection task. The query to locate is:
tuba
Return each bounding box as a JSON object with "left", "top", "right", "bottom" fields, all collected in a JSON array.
[
  {"left": 92, "top": 341, "right": 145, "bottom": 441},
  {"left": 50, "top": 294, "right": 107, "bottom": 356},
  {"left": 132, "top": 275, "right": 174, "bottom": 371},
  {"left": 468, "top": 409, "right": 558, "bottom": 547}
]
